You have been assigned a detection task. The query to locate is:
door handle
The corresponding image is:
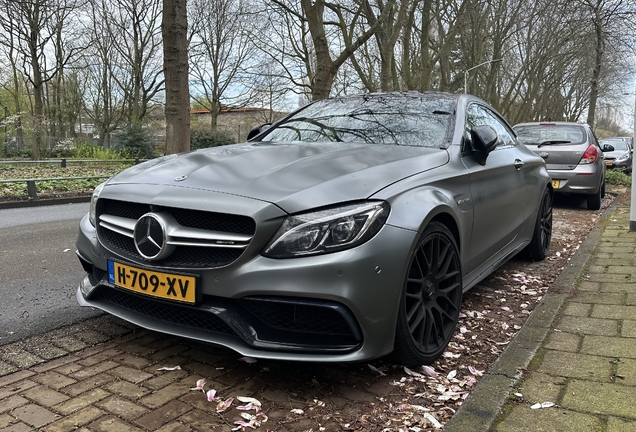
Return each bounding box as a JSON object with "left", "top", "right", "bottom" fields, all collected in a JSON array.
[{"left": 514, "top": 159, "right": 524, "bottom": 170}]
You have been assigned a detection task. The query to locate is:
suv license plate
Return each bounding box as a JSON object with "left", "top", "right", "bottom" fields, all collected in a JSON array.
[
  {"left": 108, "top": 261, "right": 197, "bottom": 304},
  {"left": 551, "top": 180, "right": 560, "bottom": 189}
]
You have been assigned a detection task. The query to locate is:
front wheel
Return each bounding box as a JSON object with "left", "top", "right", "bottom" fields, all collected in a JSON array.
[
  {"left": 587, "top": 183, "right": 602, "bottom": 210},
  {"left": 391, "top": 221, "right": 462, "bottom": 366}
]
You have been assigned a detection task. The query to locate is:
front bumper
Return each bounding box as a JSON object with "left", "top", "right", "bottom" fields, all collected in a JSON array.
[{"left": 76, "top": 213, "right": 418, "bottom": 362}]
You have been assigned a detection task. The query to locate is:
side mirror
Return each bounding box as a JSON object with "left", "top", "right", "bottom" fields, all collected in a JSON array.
[
  {"left": 470, "top": 125, "right": 498, "bottom": 164},
  {"left": 247, "top": 123, "right": 272, "bottom": 141},
  {"left": 601, "top": 144, "right": 615, "bottom": 152}
]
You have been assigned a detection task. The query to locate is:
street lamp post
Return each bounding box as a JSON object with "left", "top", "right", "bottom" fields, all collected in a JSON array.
[
  {"left": 630, "top": 86, "right": 636, "bottom": 231},
  {"left": 464, "top": 59, "right": 502, "bottom": 94}
]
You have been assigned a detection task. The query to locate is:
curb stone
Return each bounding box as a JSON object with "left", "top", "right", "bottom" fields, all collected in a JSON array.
[{"left": 443, "top": 199, "right": 619, "bottom": 432}]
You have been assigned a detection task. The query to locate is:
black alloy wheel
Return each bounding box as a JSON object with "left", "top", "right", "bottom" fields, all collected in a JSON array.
[
  {"left": 391, "top": 221, "right": 462, "bottom": 365},
  {"left": 524, "top": 187, "right": 552, "bottom": 260}
]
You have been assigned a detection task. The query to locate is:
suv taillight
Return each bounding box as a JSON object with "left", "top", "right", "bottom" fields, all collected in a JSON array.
[{"left": 579, "top": 144, "right": 598, "bottom": 164}]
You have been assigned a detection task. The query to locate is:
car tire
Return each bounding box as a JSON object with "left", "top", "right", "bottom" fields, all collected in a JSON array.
[
  {"left": 601, "top": 180, "right": 606, "bottom": 199},
  {"left": 587, "top": 183, "right": 602, "bottom": 210},
  {"left": 523, "top": 187, "right": 552, "bottom": 261},
  {"left": 391, "top": 221, "right": 462, "bottom": 366}
]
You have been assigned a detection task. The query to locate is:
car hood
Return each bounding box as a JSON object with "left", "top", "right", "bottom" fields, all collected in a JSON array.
[
  {"left": 109, "top": 141, "right": 449, "bottom": 213},
  {"left": 603, "top": 149, "right": 630, "bottom": 159}
]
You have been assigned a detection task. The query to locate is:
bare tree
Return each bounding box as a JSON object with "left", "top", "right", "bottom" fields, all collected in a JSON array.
[{"left": 188, "top": 0, "right": 254, "bottom": 130}]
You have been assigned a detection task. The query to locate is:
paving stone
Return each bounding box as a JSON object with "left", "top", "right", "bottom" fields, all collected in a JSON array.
[
  {"left": 50, "top": 336, "right": 88, "bottom": 353},
  {"left": 608, "top": 416, "right": 636, "bottom": 432},
  {"left": 89, "top": 415, "right": 144, "bottom": 432},
  {"left": 53, "top": 389, "right": 110, "bottom": 415},
  {"left": 543, "top": 331, "right": 581, "bottom": 352},
  {"left": 0, "top": 414, "right": 15, "bottom": 428},
  {"left": 515, "top": 371, "right": 566, "bottom": 404},
  {"left": 68, "top": 361, "right": 119, "bottom": 379},
  {"left": 0, "top": 372, "right": 35, "bottom": 389},
  {"left": 182, "top": 362, "right": 226, "bottom": 380},
  {"left": 601, "top": 283, "right": 636, "bottom": 293},
  {"left": 41, "top": 406, "right": 105, "bottom": 432},
  {"left": 32, "top": 372, "right": 76, "bottom": 391},
  {"left": 0, "top": 361, "right": 18, "bottom": 377},
  {"left": 571, "top": 291, "right": 627, "bottom": 304},
  {"left": 150, "top": 346, "right": 189, "bottom": 362},
  {"left": 139, "top": 383, "right": 191, "bottom": 409},
  {"left": 78, "top": 349, "right": 122, "bottom": 367},
  {"left": 576, "top": 281, "right": 601, "bottom": 292},
  {"left": 0, "top": 395, "right": 28, "bottom": 414},
  {"left": 591, "top": 305, "right": 636, "bottom": 320},
  {"left": 622, "top": 320, "right": 636, "bottom": 338},
  {"left": 3, "top": 352, "right": 45, "bottom": 369},
  {"left": 177, "top": 408, "right": 224, "bottom": 429},
  {"left": 0, "top": 422, "right": 32, "bottom": 431},
  {"left": 561, "top": 302, "right": 592, "bottom": 317},
  {"left": 581, "top": 335, "right": 636, "bottom": 358},
  {"left": 537, "top": 350, "right": 613, "bottom": 381},
  {"left": 133, "top": 400, "right": 192, "bottom": 430},
  {"left": 61, "top": 374, "right": 114, "bottom": 397},
  {"left": 11, "top": 404, "right": 59, "bottom": 428},
  {"left": 0, "top": 380, "right": 37, "bottom": 400},
  {"left": 556, "top": 315, "right": 619, "bottom": 336},
  {"left": 74, "top": 330, "right": 111, "bottom": 345},
  {"left": 102, "top": 380, "right": 151, "bottom": 400},
  {"left": 616, "top": 358, "right": 636, "bottom": 386},
  {"left": 155, "top": 421, "right": 193, "bottom": 432},
  {"left": 142, "top": 375, "right": 173, "bottom": 391},
  {"left": 95, "top": 396, "right": 149, "bottom": 420},
  {"left": 627, "top": 292, "right": 636, "bottom": 305},
  {"left": 493, "top": 405, "right": 603, "bottom": 432},
  {"left": 21, "top": 385, "right": 70, "bottom": 407},
  {"left": 587, "top": 273, "right": 634, "bottom": 284},
  {"left": 561, "top": 379, "right": 636, "bottom": 419},
  {"left": 22, "top": 344, "right": 68, "bottom": 361},
  {"left": 30, "top": 356, "right": 79, "bottom": 374},
  {"left": 111, "top": 353, "right": 152, "bottom": 370},
  {"left": 108, "top": 366, "right": 153, "bottom": 384}
]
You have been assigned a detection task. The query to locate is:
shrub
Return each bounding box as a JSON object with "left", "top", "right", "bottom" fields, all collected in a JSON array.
[
  {"left": 74, "top": 142, "right": 123, "bottom": 159},
  {"left": 606, "top": 170, "right": 632, "bottom": 186},
  {"left": 190, "top": 129, "right": 235, "bottom": 150},
  {"left": 114, "top": 125, "right": 157, "bottom": 159}
]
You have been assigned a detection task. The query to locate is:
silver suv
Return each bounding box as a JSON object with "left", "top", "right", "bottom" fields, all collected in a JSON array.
[{"left": 513, "top": 122, "right": 606, "bottom": 210}]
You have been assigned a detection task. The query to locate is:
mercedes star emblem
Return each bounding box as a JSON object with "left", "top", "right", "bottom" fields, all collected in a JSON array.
[
  {"left": 133, "top": 213, "right": 173, "bottom": 260},
  {"left": 174, "top": 175, "right": 188, "bottom": 182}
]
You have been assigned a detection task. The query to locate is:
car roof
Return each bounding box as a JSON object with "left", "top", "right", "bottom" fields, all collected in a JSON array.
[{"left": 513, "top": 121, "right": 589, "bottom": 128}]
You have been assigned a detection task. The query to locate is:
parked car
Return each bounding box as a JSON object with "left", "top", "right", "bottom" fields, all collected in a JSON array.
[
  {"left": 76, "top": 92, "right": 552, "bottom": 366},
  {"left": 513, "top": 122, "right": 606, "bottom": 210},
  {"left": 599, "top": 138, "right": 632, "bottom": 174}
]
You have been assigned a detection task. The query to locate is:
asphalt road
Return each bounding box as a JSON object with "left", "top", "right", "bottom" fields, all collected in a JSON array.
[{"left": 0, "top": 203, "right": 103, "bottom": 346}]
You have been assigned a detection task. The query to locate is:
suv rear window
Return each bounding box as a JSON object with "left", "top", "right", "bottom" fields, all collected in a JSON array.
[{"left": 514, "top": 124, "right": 586, "bottom": 146}]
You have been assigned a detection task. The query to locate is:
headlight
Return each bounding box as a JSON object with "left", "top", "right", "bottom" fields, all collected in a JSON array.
[
  {"left": 89, "top": 181, "right": 107, "bottom": 227},
  {"left": 263, "top": 201, "right": 390, "bottom": 258},
  {"left": 614, "top": 154, "right": 629, "bottom": 162}
]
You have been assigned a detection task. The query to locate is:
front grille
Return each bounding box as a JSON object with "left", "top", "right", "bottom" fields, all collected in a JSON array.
[
  {"left": 96, "top": 288, "right": 237, "bottom": 336},
  {"left": 97, "top": 199, "right": 255, "bottom": 268},
  {"left": 241, "top": 297, "right": 360, "bottom": 339}
]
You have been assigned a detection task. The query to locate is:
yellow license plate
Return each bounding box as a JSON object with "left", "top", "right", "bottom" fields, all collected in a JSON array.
[
  {"left": 108, "top": 261, "right": 197, "bottom": 304},
  {"left": 605, "top": 161, "right": 612, "bottom": 166},
  {"left": 551, "top": 180, "right": 560, "bottom": 189}
]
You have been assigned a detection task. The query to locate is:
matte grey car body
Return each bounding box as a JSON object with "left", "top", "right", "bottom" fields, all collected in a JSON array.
[
  {"left": 76, "top": 92, "right": 552, "bottom": 365},
  {"left": 513, "top": 122, "right": 606, "bottom": 210},
  {"left": 599, "top": 138, "right": 632, "bottom": 174}
]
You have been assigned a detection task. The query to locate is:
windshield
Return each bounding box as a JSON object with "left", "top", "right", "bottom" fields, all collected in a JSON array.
[
  {"left": 600, "top": 139, "right": 629, "bottom": 151},
  {"left": 514, "top": 124, "right": 587, "bottom": 146},
  {"left": 260, "top": 94, "right": 455, "bottom": 148}
]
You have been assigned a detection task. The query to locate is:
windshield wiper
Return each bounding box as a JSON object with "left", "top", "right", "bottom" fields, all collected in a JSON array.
[{"left": 537, "top": 140, "right": 572, "bottom": 148}]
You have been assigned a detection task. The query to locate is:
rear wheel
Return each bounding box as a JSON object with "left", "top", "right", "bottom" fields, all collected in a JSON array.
[
  {"left": 524, "top": 188, "right": 552, "bottom": 260},
  {"left": 587, "top": 182, "right": 602, "bottom": 210},
  {"left": 391, "top": 222, "right": 462, "bottom": 366}
]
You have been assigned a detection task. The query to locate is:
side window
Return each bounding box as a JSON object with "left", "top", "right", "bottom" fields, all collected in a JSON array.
[{"left": 465, "top": 103, "right": 516, "bottom": 149}]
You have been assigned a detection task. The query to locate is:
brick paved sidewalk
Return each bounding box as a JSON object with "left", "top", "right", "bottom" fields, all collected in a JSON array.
[{"left": 491, "top": 206, "right": 636, "bottom": 431}]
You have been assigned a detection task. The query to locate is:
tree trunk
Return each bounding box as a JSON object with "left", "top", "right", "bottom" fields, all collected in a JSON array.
[
  {"left": 163, "top": 0, "right": 190, "bottom": 154},
  {"left": 586, "top": 9, "right": 603, "bottom": 128}
]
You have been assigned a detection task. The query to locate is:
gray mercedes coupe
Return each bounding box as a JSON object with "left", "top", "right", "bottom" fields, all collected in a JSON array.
[{"left": 76, "top": 92, "right": 552, "bottom": 365}]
